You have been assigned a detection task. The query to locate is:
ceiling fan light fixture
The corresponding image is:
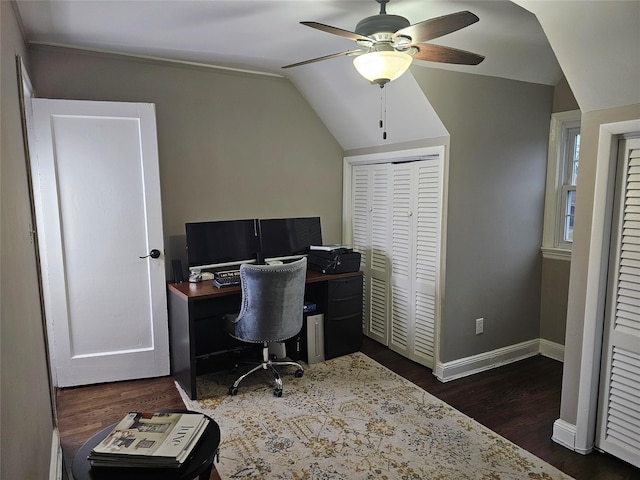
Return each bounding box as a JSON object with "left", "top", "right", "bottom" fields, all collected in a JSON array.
[{"left": 353, "top": 50, "right": 412, "bottom": 85}]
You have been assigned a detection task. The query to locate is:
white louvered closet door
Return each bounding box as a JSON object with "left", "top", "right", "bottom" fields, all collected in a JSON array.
[
  {"left": 389, "top": 159, "right": 440, "bottom": 367},
  {"left": 352, "top": 164, "right": 391, "bottom": 345},
  {"left": 390, "top": 163, "right": 413, "bottom": 354},
  {"left": 413, "top": 161, "right": 439, "bottom": 364},
  {"left": 352, "top": 165, "right": 371, "bottom": 334},
  {"left": 596, "top": 137, "right": 640, "bottom": 468}
]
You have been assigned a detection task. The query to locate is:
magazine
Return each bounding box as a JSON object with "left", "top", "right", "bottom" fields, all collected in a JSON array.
[{"left": 88, "top": 412, "right": 209, "bottom": 468}]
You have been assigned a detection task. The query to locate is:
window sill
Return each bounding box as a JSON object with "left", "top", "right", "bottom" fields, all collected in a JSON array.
[{"left": 541, "top": 247, "right": 572, "bottom": 261}]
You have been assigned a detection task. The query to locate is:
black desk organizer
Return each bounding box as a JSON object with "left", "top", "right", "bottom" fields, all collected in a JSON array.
[{"left": 308, "top": 249, "right": 361, "bottom": 275}]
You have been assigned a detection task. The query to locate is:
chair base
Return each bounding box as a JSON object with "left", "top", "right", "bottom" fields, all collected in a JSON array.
[{"left": 229, "top": 342, "right": 304, "bottom": 397}]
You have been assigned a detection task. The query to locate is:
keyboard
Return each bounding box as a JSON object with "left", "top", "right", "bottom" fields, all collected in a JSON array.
[{"left": 212, "top": 269, "right": 240, "bottom": 288}]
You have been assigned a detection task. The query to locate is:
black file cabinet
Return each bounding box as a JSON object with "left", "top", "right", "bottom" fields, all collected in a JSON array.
[{"left": 323, "top": 276, "right": 364, "bottom": 360}]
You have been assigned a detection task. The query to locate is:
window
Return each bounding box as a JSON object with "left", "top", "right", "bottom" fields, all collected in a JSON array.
[
  {"left": 560, "top": 126, "right": 580, "bottom": 244},
  {"left": 541, "top": 110, "right": 581, "bottom": 260}
]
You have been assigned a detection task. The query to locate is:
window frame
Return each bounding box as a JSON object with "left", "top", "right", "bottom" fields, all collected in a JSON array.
[{"left": 541, "top": 110, "right": 581, "bottom": 261}]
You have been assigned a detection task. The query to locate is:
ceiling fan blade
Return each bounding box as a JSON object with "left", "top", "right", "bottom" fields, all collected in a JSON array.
[
  {"left": 282, "top": 50, "right": 362, "bottom": 69},
  {"left": 301, "top": 21, "right": 371, "bottom": 42},
  {"left": 395, "top": 11, "right": 479, "bottom": 44},
  {"left": 411, "top": 44, "right": 485, "bottom": 65}
]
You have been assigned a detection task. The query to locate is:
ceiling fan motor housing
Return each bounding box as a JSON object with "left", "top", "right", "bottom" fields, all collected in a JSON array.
[{"left": 355, "top": 14, "right": 410, "bottom": 37}]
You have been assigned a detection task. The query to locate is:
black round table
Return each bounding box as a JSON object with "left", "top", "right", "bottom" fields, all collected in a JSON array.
[{"left": 72, "top": 412, "right": 220, "bottom": 480}]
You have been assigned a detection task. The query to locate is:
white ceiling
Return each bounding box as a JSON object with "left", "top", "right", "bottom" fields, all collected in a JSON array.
[
  {"left": 15, "top": 0, "right": 562, "bottom": 85},
  {"left": 515, "top": 0, "right": 640, "bottom": 114},
  {"left": 14, "top": 1, "right": 640, "bottom": 150}
]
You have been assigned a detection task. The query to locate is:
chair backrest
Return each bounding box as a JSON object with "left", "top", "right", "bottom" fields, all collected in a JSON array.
[{"left": 233, "top": 257, "right": 307, "bottom": 343}]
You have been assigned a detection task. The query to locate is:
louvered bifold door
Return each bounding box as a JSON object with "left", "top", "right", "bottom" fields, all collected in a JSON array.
[
  {"left": 596, "top": 138, "right": 640, "bottom": 468},
  {"left": 390, "top": 163, "right": 414, "bottom": 358},
  {"left": 352, "top": 165, "right": 371, "bottom": 335},
  {"left": 369, "top": 164, "right": 391, "bottom": 344},
  {"left": 389, "top": 160, "right": 439, "bottom": 367},
  {"left": 412, "top": 159, "right": 440, "bottom": 367},
  {"left": 351, "top": 164, "right": 390, "bottom": 345}
]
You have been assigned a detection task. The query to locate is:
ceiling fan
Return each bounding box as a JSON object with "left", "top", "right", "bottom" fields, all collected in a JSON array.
[{"left": 282, "top": 0, "right": 485, "bottom": 85}]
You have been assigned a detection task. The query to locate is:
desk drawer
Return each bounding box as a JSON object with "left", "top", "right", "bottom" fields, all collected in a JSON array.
[
  {"left": 326, "top": 296, "right": 362, "bottom": 318},
  {"left": 327, "top": 276, "right": 363, "bottom": 297},
  {"left": 326, "top": 277, "right": 363, "bottom": 318},
  {"left": 324, "top": 311, "right": 362, "bottom": 359}
]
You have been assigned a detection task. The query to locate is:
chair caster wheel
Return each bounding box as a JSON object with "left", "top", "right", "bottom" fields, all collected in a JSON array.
[
  {"left": 273, "top": 389, "right": 283, "bottom": 397},
  {"left": 294, "top": 369, "right": 304, "bottom": 378},
  {"left": 229, "top": 386, "right": 238, "bottom": 396}
]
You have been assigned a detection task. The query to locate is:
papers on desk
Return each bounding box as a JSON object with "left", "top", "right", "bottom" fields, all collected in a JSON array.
[
  {"left": 88, "top": 412, "right": 209, "bottom": 468},
  {"left": 309, "top": 244, "right": 350, "bottom": 252}
]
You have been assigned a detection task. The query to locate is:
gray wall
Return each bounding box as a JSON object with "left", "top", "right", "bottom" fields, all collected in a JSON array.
[
  {"left": 412, "top": 66, "right": 553, "bottom": 363},
  {"left": 1, "top": 3, "right": 55, "bottom": 479},
  {"left": 540, "top": 259, "right": 571, "bottom": 344},
  {"left": 28, "top": 45, "right": 344, "bottom": 277},
  {"left": 539, "top": 77, "right": 579, "bottom": 346}
]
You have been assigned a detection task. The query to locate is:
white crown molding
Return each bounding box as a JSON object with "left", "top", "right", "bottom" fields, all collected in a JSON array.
[{"left": 29, "top": 41, "right": 283, "bottom": 78}]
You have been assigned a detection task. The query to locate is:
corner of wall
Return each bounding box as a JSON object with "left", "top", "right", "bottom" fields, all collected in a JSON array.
[{"left": 539, "top": 339, "right": 565, "bottom": 362}]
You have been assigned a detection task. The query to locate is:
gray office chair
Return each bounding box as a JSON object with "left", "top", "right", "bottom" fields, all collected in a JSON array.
[{"left": 225, "top": 257, "right": 307, "bottom": 397}]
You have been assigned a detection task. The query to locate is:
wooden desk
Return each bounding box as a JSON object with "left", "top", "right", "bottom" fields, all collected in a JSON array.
[{"left": 167, "top": 270, "right": 363, "bottom": 399}]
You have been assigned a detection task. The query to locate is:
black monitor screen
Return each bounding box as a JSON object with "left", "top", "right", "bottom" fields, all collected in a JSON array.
[
  {"left": 259, "top": 217, "right": 322, "bottom": 259},
  {"left": 185, "top": 219, "right": 259, "bottom": 268}
]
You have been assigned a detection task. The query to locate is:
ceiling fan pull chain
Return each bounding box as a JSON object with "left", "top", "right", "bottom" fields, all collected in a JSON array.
[
  {"left": 379, "top": 85, "right": 383, "bottom": 130},
  {"left": 379, "top": 84, "right": 387, "bottom": 140}
]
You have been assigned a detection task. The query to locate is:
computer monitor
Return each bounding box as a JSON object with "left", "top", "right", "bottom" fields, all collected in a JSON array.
[
  {"left": 185, "top": 219, "right": 259, "bottom": 269},
  {"left": 259, "top": 217, "right": 322, "bottom": 260}
]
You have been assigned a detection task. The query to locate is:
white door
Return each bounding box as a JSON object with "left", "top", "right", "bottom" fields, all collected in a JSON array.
[
  {"left": 596, "top": 137, "right": 640, "bottom": 467},
  {"left": 389, "top": 159, "right": 440, "bottom": 368},
  {"left": 412, "top": 160, "right": 440, "bottom": 365},
  {"left": 30, "top": 99, "right": 169, "bottom": 387},
  {"left": 352, "top": 164, "right": 391, "bottom": 345}
]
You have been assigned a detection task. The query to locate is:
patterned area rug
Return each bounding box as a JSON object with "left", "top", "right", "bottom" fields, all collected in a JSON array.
[{"left": 177, "top": 352, "right": 573, "bottom": 479}]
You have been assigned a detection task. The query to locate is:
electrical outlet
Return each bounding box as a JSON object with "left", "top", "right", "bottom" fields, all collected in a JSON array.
[{"left": 475, "top": 318, "right": 484, "bottom": 335}]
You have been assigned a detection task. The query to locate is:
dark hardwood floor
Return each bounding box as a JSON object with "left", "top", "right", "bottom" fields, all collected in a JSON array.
[
  {"left": 56, "top": 336, "right": 639, "bottom": 480},
  {"left": 360, "top": 338, "right": 639, "bottom": 480}
]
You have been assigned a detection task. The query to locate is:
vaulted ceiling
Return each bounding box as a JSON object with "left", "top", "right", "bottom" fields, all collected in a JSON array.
[{"left": 14, "top": 0, "right": 640, "bottom": 150}]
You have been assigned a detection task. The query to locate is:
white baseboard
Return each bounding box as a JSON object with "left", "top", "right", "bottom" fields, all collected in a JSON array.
[
  {"left": 434, "top": 338, "right": 565, "bottom": 382},
  {"left": 552, "top": 419, "right": 577, "bottom": 450},
  {"left": 434, "top": 340, "right": 540, "bottom": 382},
  {"left": 539, "top": 339, "right": 565, "bottom": 362},
  {"left": 50, "top": 428, "right": 63, "bottom": 480}
]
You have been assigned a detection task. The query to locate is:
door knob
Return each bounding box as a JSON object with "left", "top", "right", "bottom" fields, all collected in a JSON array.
[{"left": 140, "top": 249, "right": 161, "bottom": 259}]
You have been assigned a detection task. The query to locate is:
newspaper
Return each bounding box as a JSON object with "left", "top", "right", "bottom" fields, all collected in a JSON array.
[{"left": 89, "top": 412, "right": 209, "bottom": 468}]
